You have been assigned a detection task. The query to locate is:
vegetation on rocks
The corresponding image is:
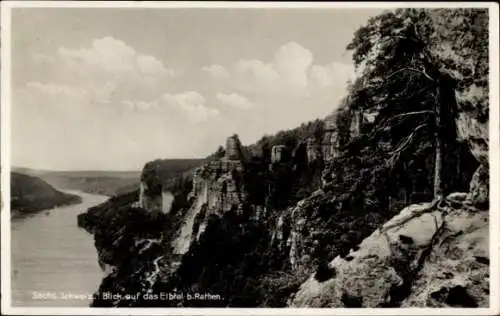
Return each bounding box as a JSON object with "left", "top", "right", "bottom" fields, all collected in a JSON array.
[{"left": 78, "top": 8, "right": 490, "bottom": 309}]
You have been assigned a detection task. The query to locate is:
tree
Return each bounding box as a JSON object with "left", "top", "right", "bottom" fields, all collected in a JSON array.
[
  {"left": 345, "top": 8, "right": 487, "bottom": 200},
  {"left": 214, "top": 145, "right": 225, "bottom": 158}
]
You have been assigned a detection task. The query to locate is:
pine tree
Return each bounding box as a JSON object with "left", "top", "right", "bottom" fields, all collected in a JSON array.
[{"left": 344, "top": 8, "right": 487, "bottom": 200}]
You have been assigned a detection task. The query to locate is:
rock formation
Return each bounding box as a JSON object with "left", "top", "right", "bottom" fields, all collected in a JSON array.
[
  {"left": 172, "top": 134, "right": 249, "bottom": 254},
  {"left": 139, "top": 161, "right": 163, "bottom": 214},
  {"left": 225, "top": 134, "right": 245, "bottom": 161},
  {"left": 306, "top": 137, "right": 323, "bottom": 164},
  {"left": 73, "top": 8, "right": 492, "bottom": 310},
  {"left": 290, "top": 189, "right": 489, "bottom": 308},
  {"left": 321, "top": 114, "right": 341, "bottom": 162},
  {"left": 349, "top": 109, "right": 362, "bottom": 136},
  {"left": 289, "top": 64, "right": 490, "bottom": 307},
  {"left": 271, "top": 145, "right": 287, "bottom": 163}
]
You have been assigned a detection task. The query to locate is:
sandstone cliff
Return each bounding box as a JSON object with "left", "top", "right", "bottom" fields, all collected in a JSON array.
[
  {"left": 288, "top": 9, "right": 491, "bottom": 305},
  {"left": 171, "top": 135, "right": 249, "bottom": 255},
  {"left": 77, "top": 8, "right": 490, "bottom": 309},
  {"left": 291, "top": 191, "right": 489, "bottom": 307}
]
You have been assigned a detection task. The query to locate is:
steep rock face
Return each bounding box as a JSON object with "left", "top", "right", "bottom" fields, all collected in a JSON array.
[
  {"left": 321, "top": 108, "right": 364, "bottom": 164},
  {"left": 349, "top": 110, "right": 362, "bottom": 135},
  {"left": 456, "top": 113, "right": 488, "bottom": 166},
  {"left": 172, "top": 135, "right": 249, "bottom": 255},
  {"left": 139, "top": 161, "right": 163, "bottom": 214},
  {"left": 454, "top": 109, "right": 489, "bottom": 210},
  {"left": 290, "top": 193, "right": 489, "bottom": 308},
  {"left": 271, "top": 187, "right": 384, "bottom": 276},
  {"left": 282, "top": 190, "right": 330, "bottom": 271},
  {"left": 306, "top": 137, "right": 323, "bottom": 164},
  {"left": 321, "top": 114, "right": 341, "bottom": 162},
  {"left": 271, "top": 145, "right": 287, "bottom": 163},
  {"left": 428, "top": 8, "right": 489, "bottom": 205},
  {"left": 468, "top": 164, "right": 489, "bottom": 208},
  {"left": 225, "top": 134, "right": 245, "bottom": 161}
]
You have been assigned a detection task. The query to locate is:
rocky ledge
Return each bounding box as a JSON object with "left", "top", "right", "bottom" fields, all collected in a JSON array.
[{"left": 291, "top": 183, "right": 489, "bottom": 308}]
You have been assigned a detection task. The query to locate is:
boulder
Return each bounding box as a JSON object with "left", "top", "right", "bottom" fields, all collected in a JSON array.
[
  {"left": 290, "top": 196, "right": 489, "bottom": 308},
  {"left": 467, "top": 164, "right": 489, "bottom": 209}
]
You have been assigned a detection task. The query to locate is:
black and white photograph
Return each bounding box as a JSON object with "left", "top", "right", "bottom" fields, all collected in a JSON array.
[{"left": 1, "top": 2, "right": 498, "bottom": 315}]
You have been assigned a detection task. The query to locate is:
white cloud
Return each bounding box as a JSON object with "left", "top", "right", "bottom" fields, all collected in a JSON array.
[
  {"left": 161, "top": 91, "right": 220, "bottom": 122},
  {"left": 203, "top": 64, "right": 230, "bottom": 79},
  {"left": 217, "top": 93, "right": 256, "bottom": 110},
  {"left": 235, "top": 59, "right": 279, "bottom": 85},
  {"left": 123, "top": 91, "right": 219, "bottom": 121},
  {"left": 56, "top": 37, "right": 172, "bottom": 78},
  {"left": 202, "top": 41, "right": 355, "bottom": 96},
  {"left": 31, "top": 53, "right": 56, "bottom": 65},
  {"left": 29, "top": 36, "right": 175, "bottom": 106},
  {"left": 273, "top": 41, "right": 313, "bottom": 88},
  {"left": 26, "top": 81, "right": 88, "bottom": 98},
  {"left": 309, "top": 62, "right": 356, "bottom": 87},
  {"left": 195, "top": 42, "right": 357, "bottom": 139},
  {"left": 233, "top": 42, "right": 314, "bottom": 91},
  {"left": 161, "top": 91, "right": 205, "bottom": 108},
  {"left": 121, "top": 100, "right": 135, "bottom": 109},
  {"left": 19, "top": 38, "right": 357, "bottom": 170},
  {"left": 136, "top": 54, "right": 170, "bottom": 75},
  {"left": 122, "top": 99, "right": 159, "bottom": 111}
]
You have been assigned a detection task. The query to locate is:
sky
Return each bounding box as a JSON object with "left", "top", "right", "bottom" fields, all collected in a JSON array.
[{"left": 11, "top": 7, "right": 384, "bottom": 171}]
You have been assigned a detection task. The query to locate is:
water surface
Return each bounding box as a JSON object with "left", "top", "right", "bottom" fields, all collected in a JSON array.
[{"left": 11, "top": 191, "right": 108, "bottom": 307}]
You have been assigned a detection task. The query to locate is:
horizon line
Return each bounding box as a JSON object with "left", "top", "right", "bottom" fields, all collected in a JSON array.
[{"left": 10, "top": 159, "right": 207, "bottom": 173}]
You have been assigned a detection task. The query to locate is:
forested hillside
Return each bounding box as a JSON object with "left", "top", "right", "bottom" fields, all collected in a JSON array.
[{"left": 11, "top": 172, "right": 82, "bottom": 218}]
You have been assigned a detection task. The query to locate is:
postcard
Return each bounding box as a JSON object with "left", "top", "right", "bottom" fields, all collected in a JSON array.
[{"left": 1, "top": 1, "right": 499, "bottom": 315}]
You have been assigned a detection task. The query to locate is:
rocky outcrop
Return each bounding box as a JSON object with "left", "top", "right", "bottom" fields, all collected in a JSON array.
[
  {"left": 455, "top": 110, "right": 489, "bottom": 210},
  {"left": 75, "top": 9, "right": 490, "bottom": 309},
  {"left": 290, "top": 192, "right": 489, "bottom": 308},
  {"left": 306, "top": 137, "right": 323, "bottom": 164},
  {"left": 138, "top": 161, "right": 163, "bottom": 214},
  {"left": 456, "top": 112, "right": 488, "bottom": 166},
  {"left": 290, "top": 62, "right": 491, "bottom": 306},
  {"left": 225, "top": 134, "right": 245, "bottom": 161},
  {"left": 284, "top": 190, "right": 328, "bottom": 271},
  {"left": 289, "top": 15, "right": 490, "bottom": 306},
  {"left": 321, "top": 114, "right": 341, "bottom": 162},
  {"left": 321, "top": 108, "right": 364, "bottom": 163},
  {"left": 271, "top": 145, "right": 287, "bottom": 163},
  {"left": 468, "top": 164, "right": 489, "bottom": 209},
  {"left": 401, "top": 207, "right": 488, "bottom": 307},
  {"left": 349, "top": 110, "right": 362, "bottom": 136},
  {"left": 172, "top": 134, "right": 249, "bottom": 255}
]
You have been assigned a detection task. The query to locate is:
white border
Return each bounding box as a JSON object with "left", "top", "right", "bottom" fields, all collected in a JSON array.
[{"left": 1, "top": 1, "right": 499, "bottom": 316}]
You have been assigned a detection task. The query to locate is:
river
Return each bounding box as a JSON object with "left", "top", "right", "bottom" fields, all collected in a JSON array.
[{"left": 10, "top": 191, "right": 108, "bottom": 307}]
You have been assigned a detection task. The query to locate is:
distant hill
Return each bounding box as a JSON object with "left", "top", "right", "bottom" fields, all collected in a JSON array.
[
  {"left": 12, "top": 159, "right": 205, "bottom": 197},
  {"left": 11, "top": 167, "right": 140, "bottom": 197},
  {"left": 10, "top": 172, "right": 82, "bottom": 219}
]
